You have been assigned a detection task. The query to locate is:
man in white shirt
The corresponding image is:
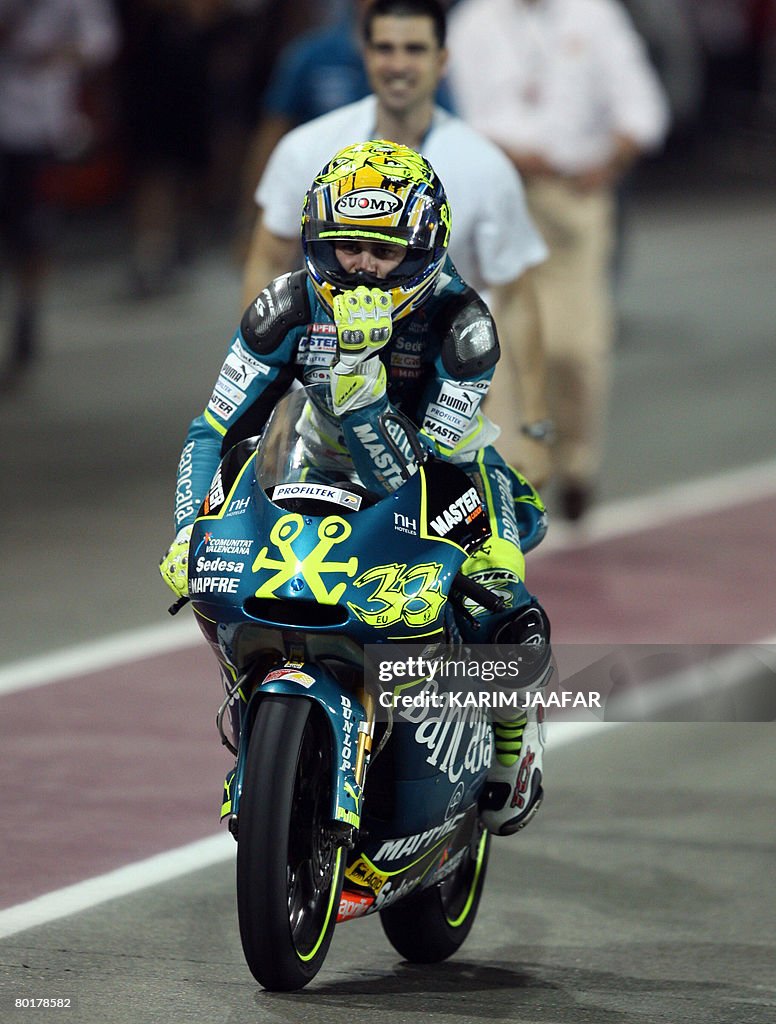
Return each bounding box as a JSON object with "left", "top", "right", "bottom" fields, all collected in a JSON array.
[
  {"left": 242, "top": 0, "right": 554, "bottom": 486},
  {"left": 447, "top": 0, "right": 670, "bottom": 519}
]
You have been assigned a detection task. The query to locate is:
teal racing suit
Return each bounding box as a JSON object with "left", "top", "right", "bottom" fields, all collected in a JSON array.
[{"left": 173, "top": 260, "right": 547, "bottom": 640}]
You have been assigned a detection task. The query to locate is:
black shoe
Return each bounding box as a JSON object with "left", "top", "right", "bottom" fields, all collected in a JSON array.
[
  {"left": 1, "top": 316, "right": 37, "bottom": 393},
  {"left": 559, "top": 483, "right": 593, "bottom": 522}
]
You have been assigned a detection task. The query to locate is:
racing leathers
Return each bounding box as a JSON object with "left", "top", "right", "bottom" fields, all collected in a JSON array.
[{"left": 170, "top": 259, "right": 550, "bottom": 834}]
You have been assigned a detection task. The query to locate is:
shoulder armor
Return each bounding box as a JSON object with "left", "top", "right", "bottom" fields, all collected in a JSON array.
[
  {"left": 435, "top": 288, "right": 500, "bottom": 379},
  {"left": 240, "top": 270, "right": 310, "bottom": 354}
]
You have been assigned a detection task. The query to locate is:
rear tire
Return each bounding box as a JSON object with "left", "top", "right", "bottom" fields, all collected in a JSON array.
[
  {"left": 236, "top": 695, "right": 344, "bottom": 990},
  {"left": 379, "top": 826, "right": 490, "bottom": 963}
]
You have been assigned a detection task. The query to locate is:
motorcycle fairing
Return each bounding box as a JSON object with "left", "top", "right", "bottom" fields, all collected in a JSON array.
[
  {"left": 199, "top": 436, "right": 259, "bottom": 518},
  {"left": 189, "top": 455, "right": 490, "bottom": 644},
  {"left": 355, "top": 694, "right": 491, "bottom": 839},
  {"left": 231, "top": 663, "right": 366, "bottom": 830},
  {"left": 338, "top": 805, "right": 485, "bottom": 918},
  {"left": 417, "top": 456, "right": 491, "bottom": 554}
]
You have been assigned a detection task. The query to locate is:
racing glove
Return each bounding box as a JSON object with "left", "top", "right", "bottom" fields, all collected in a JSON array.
[
  {"left": 333, "top": 286, "right": 392, "bottom": 368},
  {"left": 159, "top": 524, "right": 193, "bottom": 599},
  {"left": 331, "top": 286, "right": 391, "bottom": 414}
]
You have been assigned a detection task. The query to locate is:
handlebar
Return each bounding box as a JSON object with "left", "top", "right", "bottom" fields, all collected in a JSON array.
[
  {"left": 451, "top": 572, "right": 506, "bottom": 614},
  {"left": 168, "top": 596, "right": 190, "bottom": 616}
]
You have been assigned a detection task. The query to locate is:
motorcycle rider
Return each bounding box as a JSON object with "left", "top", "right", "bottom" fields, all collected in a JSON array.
[{"left": 161, "top": 140, "right": 551, "bottom": 836}]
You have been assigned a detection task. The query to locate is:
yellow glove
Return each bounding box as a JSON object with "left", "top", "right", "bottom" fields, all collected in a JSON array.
[
  {"left": 159, "top": 524, "right": 193, "bottom": 599},
  {"left": 333, "top": 286, "right": 392, "bottom": 369}
]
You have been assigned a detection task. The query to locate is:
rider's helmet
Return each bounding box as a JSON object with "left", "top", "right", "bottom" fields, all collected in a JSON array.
[{"left": 301, "top": 139, "right": 452, "bottom": 322}]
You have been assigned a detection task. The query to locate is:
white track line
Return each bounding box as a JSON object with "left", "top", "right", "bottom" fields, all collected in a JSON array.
[
  {"left": 0, "top": 833, "right": 235, "bottom": 940},
  {"left": 2, "top": 458, "right": 775, "bottom": 700},
  {"left": 0, "top": 720, "right": 616, "bottom": 941},
  {"left": 0, "top": 616, "right": 201, "bottom": 698}
]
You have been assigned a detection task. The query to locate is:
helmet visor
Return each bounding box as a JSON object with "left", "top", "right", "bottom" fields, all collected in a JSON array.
[{"left": 305, "top": 238, "right": 432, "bottom": 292}]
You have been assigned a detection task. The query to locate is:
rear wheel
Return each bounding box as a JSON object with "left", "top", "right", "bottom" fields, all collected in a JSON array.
[
  {"left": 236, "top": 695, "right": 344, "bottom": 990},
  {"left": 380, "top": 825, "right": 490, "bottom": 963}
]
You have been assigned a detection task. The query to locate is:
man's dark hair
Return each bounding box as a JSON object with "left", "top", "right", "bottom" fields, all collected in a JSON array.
[{"left": 363, "top": 0, "right": 447, "bottom": 49}]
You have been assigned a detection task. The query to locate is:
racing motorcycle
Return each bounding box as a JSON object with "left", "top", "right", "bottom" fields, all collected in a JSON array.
[{"left": 174, "top": 384, "right": 507, "bottom": 991}]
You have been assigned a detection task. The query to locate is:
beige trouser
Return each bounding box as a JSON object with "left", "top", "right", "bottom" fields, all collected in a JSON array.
[{"left": 487, "top": 177, "right": 616, "bottom": 485}]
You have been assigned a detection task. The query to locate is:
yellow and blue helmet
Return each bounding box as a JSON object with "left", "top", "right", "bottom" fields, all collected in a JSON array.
[{"left": 301, "top": 140, "right": 452, "bottom": 322}]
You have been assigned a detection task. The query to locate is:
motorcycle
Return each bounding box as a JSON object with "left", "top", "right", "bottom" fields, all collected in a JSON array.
[{"left": 175, "top": 384, "right": 508, "bottom": 991}]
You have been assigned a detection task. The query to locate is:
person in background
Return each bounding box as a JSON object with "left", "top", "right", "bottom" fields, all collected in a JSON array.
[
  {"left": 256, "top": 1, "right": 375, "bottom": 137},
  {"left": 447, "top": 0, "right": 670, "bottom": 520},
  {"left": 236, "top": 0, "right": 455, "bottom": 253},
  {"left": 0, "top": 0, "right": 118, "bottom": 382},
  {"left": 120, "top": 0, "right": 232, "bottom": 297},
  {"left": 241, "top": 0, "right": 554, "bottom": 488}
]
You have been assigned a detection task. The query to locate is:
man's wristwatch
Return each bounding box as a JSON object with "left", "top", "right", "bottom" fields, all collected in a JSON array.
[{"left": 520, "top": 419, "right": 555, "bottom": 443}]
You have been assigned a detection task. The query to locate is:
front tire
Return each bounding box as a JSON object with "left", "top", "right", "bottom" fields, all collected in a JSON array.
[
  {"left": 380, "top": 826, "right": 490, "bottom": 963},
  {"left": 236, "top": 695, "right": 344, "bottom": 990}
]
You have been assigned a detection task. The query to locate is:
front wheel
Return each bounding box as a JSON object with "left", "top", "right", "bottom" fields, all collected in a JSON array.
[
  {"left": 380, "top": 825, "right": 491, "bottom": 963},
  {"left": 236, "top": 695, "right": 344, "bottom": 990}
]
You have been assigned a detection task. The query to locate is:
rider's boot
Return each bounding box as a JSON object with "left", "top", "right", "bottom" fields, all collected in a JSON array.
[{"left": 479, "top": 603, "right": 552, "bottom": 836}]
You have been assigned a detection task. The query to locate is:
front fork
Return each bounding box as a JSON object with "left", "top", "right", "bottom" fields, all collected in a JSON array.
[
  {"left": 329, "top": 683, "right": 376, "bottom": 849},
  {"left": 354, "top": 685, "right": 376, "bottom": 794},
  {"left": 222, "top": 664, "right": 378, "bottom": 848}
]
